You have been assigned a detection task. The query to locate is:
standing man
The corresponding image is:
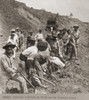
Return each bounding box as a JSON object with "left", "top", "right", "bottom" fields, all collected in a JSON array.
[
  {"left": 35, "top": 29, "right": 44, "bottom": 42},
  {"left": 7, "top": 29, "right": 18, "bottom": 58},
  {"left": 0, "top": 42, "right": 28, "bottom": 94},
  {"left": 15, "top": 27, "right": 21, "bottom": 50},
  {"left": 19, "top": 31, "right": 24, "bottom": 51},
  {"left": 26, "top": 31, "right": 33, "bottom": 48},
  {"left": 72, "top": 24, "right": 80, "bottom": 59}
]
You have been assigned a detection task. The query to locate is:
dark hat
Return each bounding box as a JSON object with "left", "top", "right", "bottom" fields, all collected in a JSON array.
[
  {"left": 3, "top": 42, "right": 16, "bottom": 50},
  {"left": 37, "top": 41, "right": 48, "bottom": 51},
  {"left": 39, "top": 29, "right": 42, "bottom": 33},
  {"left": 73, "top": 24, "right": 79, "bottom": 28}
]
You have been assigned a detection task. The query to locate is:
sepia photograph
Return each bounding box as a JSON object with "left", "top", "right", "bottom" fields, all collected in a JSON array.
[{"left": 0, "top": 0, "right": 89, "bottom": 99}]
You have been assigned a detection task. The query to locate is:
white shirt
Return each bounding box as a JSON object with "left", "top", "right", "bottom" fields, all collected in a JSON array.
[
  {"left": 72, "top": 30, "right": 80, "bottom": 39},
  {"left": 22, "top": 46, "right": 38, "bottom": 60},
  {"left": 35, "top": 33, "right": 44, "bottom": 40},
  {"left": 49, "top": 56, "right": 65, "bottom": 68},
  {"left": 7, "top": 35, "right": 18, "bottom": 47}
]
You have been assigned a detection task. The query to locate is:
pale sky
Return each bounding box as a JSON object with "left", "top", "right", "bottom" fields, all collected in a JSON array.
[{"left": 16, "top": 0, "right": 89, "bottom": 22}]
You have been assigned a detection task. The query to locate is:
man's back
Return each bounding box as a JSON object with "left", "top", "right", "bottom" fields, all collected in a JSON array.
[{"left": 22, "top": 46, "right": 38, "bottom": 60}]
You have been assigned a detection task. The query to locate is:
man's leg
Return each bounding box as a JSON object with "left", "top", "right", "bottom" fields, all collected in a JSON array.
[
  {"left": 12, "top": 75, "right": 28, "bottom": 94},
  {"left": 36, "top": 65, "right": 43, "bottom": 78},
  {"left": 70, "top": 42, "right": 77, "bottom": 58}
]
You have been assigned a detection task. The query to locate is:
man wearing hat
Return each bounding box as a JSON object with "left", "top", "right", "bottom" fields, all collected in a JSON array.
[
  {"left": 33, "top": 41, "right": 50, "bottom": 88},
  {"left": 72, "top": 24, "right": 80, "bottom": 59},
  {"left": 19, "top": 31, "right": 24, "bottom": 51},
  {"left": 35, "top": 40, "right": 65, "bottom": 79},
  {"left": 0, "top": 42, "right": 28, "bottom": 93},
  {"left": 35, "top": 29, "right": 44, "bottom": 42},
  {"left": 21, "top": 38, "right": 48, "bottom": 88},
  {"left": 49, "top": 34, "right": 59, "bottom": 57},
  {"left": 7, "top": 29, "right": 19, "bottom": 58},
  {"left": 26, "top": 31, "right": 33, "bottom": 48},
  {"left": 21, "top": 37, "right": 38, "bottom": 79},
  {"left": 15, "top": 27, "right": 22, "bottom": 50}
]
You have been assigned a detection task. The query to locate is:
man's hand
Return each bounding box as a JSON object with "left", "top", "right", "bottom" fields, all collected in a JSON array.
[
  {"left": 29, "top": 68, "right": 35, "bottom": 75},
  {"left": 16, "top": 67, "right": 23, "bottom": 73},
  {"left": 12, "top": 73, "right": 20, "bottom": 77}
]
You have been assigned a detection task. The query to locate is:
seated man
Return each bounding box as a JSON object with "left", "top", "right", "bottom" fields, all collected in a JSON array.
[{"left": 0, "top": 42, "right": 28, "bottom": 94}]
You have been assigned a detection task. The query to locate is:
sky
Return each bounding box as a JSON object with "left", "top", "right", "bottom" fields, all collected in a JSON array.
[{"left": 16, "top": 0, "right": 89, "bottom": 22}]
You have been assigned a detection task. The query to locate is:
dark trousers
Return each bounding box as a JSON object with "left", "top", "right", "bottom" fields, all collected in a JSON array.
[{"left": 25, "top": 60, "right": 34, "bottom": 79}]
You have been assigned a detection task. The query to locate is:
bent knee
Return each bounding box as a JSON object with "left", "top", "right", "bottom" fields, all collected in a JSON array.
[{"left": 19, "top": 77, "right": 26, "bottom": 84}]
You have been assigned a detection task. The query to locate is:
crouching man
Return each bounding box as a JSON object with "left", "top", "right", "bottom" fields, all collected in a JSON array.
[
  {"left": 20, "top": 39, "right": 48, "bottom": 88},
  {"left": 0, "top": 42, "right": 28, "bottom": 94}
]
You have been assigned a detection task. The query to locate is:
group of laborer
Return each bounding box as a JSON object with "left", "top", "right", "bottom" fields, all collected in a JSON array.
[{"left": 0, "top": 24, "right": 80, "bottom": 94}]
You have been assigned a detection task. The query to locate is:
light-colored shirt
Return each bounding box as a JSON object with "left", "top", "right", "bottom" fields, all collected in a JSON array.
[
  {"left": 49, "top": 56, "right": 65, "bottom": 68},
  {"left": 72, "top": 30, "right": 80, "bottom": 39},
  {"left": 0, "top": 53, "right": 17, "bottom": 77},
  {"left": 0, "top": 53, "right": 17, "bottom": 93},
  {"left": 35, "top": 33, "right": 44, "bottom": 40},
  {"left": 22, "top": 46, "right": 38, "bottom": 60},
  {"left": 62, "top": 32, "right": 69, "bottom": 43},
  {"left": 7, "top": 34, "right": 18, "bottom": 47},
  {"left": 72, "top": 30, "right": 80, "bottom": 44}
]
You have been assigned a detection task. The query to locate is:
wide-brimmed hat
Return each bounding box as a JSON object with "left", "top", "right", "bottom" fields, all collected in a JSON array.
[
  {"left": 16, "top": 27, "right": 20, "bottom": 30},
  {"left": 10, "top": 29, "right": 15, "bottom": 32},
  {"left": 73, "top": 24, "right": 79, "bottom": 28},
  {"left": 3, "top": 42, "right": 16, "bottom": 50},
  {"left": 37, "top": 41, "right": 48, "bottom": 51}
]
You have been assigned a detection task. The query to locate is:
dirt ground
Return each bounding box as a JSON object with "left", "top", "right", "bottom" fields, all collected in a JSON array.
[{"left": 6, "top": 53, "right": 89, "bottom": 94}]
